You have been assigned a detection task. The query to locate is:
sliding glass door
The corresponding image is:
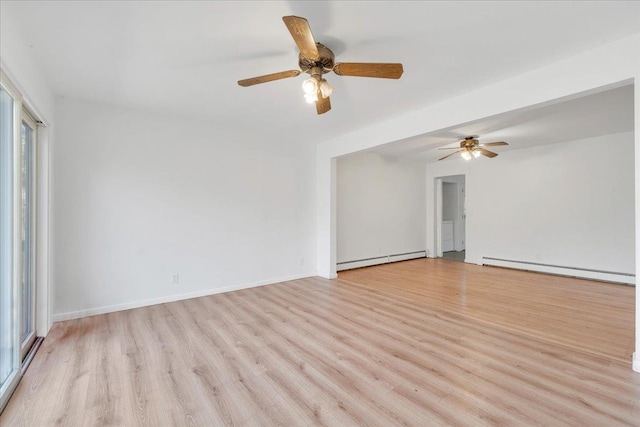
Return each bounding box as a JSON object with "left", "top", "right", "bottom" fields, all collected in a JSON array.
[
  {"left": 0, "top": 81, "right": 19, "bottom": 412},
  {"left": 0, "top": 73, "right": 38, "bottom": 412},
  {"left": 20, "top": 113, "right": 36, "bottom": 358}
]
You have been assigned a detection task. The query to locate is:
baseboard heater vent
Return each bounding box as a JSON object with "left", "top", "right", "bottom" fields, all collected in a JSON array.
[
  {"left": 482, "top": 256, "right": 635, "bottom": 285},
  {"left": 337, "top": 250, "right": 426, "bottom": 271}
]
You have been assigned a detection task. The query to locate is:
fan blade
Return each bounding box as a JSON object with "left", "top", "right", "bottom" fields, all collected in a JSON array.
[
  {"left": 481, "top": 141, "right": 508, "bottom": 147},
  {"left": 438, "top": 147, "right": 462, "bottom": 150},
  {"left": 238, "top": 70, "right": 301, "bottom": 87},
  {"left": 333, "top": 63, "right": 403, "bottom": 79},
  {"left": 282, "top": 16, "right": 319, "bottom": 60},
  {"left": 439, "top": 150, "right": 462, "bottom": 161},
  {"left": 480, "top": 148, "right": 498, "bottom": 158},
  {"left": 316, "top": 94, "right": 331, "bottom": 115}
]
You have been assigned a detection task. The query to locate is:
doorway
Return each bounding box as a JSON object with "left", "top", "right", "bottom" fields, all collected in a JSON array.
[{"left": 436, "top": 175, "right": 466, "bottom": 262}]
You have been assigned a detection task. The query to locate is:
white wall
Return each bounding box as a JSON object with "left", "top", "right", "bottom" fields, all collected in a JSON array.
[
  {"left": 52, "top": 98, "right": 316, "bottom": 320},
  {"left": 336, "top": 152, "right": 425, "bottom": 269},
  {"left": 426, "top": 131, "right": 635, "bottom": 283},
  {"left": 0, "top": 5, "right": 54, "bottom": 125}
]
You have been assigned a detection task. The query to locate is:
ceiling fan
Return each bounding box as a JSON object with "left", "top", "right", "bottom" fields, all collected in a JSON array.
[
  {"left": 237, "top": 16, "right": 404, "bottom": 115},
  {"left": 438, "top": 137, "right": 508, "bottom": 161}
]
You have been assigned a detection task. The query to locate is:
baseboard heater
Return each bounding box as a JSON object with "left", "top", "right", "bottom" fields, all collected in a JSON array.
[
  {"left": 482, "top": 256, "right": 635, "bottom": 285},
  {"left": 337, "top": 250, "right": 426, "bottom": 271}
]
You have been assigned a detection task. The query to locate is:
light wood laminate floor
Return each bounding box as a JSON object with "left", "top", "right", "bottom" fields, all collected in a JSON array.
[
  {"left": 2, "top": 258, "right": 639, "bottom": 426},
  {"left": 340, "top": 258, "right": 636, "bottom": 362}
]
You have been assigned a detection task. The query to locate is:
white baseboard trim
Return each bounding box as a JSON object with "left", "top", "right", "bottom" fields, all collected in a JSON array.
[
  {"left": 337, "top": 251, "right": 426, "bottom": 272},
  {"left": 53, "top": 272, "right": 316, "bottom": 322},
  {"left": 481, "top": 257, "right": 635, "bottom": 285},
  {"left": 633, "top": 353, "right": 640, "bottom": 373}
]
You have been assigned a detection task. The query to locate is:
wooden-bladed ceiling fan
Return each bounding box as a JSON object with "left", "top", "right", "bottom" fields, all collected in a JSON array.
[
  {"left": 237, "top": 16, "right": 404, "bottom": 115},
  {"left": 438, "top": 137, "right": 508, "bottom": 161}
]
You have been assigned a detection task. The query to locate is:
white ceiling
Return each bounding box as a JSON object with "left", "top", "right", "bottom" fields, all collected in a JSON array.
[
  {"left": 370, "top": 84, "right": 635, "bottom": 162},
  {"left": 3, "top": 1, "right": 639, "bottom": 144}
]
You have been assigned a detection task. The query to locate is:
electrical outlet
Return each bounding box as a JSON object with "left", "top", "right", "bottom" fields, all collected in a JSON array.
[{"left": 171, "top": 274, "right": 180, "bottom": 285}]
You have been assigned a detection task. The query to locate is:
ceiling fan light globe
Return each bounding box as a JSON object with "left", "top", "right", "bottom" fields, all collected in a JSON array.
[
  {"left": 304, "top": 92, "right": 318, "bottom": 104},
  {"left": 319, "top": 80, "right": 334, "bottom": 98},
  {"left": 461, "top": 151, "right": 472, "bottom": 161},
  {"left": 302, "top": 77, "right": 318, "bottom": 94},
  {"left": 472, "top": 149, "right": 481, "bottom": 158}
]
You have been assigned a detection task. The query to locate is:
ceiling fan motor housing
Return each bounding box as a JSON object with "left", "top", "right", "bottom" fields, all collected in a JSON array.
[
  {"left": 299, "top": 43, "right": 335, "bottom": 74},
  {"left": 461, "top": 137, "right": 479, "bottom": 149}
]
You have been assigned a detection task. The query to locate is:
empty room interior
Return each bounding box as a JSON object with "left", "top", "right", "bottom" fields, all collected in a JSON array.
[{"left": 1, "top": 1, "right": 640, "bottom": 425}]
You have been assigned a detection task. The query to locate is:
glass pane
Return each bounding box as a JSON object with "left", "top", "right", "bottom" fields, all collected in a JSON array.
[
  {"left": 0, "top": 86, "right": 15, "bottom": 389},
  {"left": 20, "top": 120, "right": 34, "bottom": 345}
]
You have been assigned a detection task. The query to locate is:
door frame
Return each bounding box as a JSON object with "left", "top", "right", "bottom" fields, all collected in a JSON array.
[
  {"left": 0, "top": 70, "right": 23, "bottom": 413},
  {"left": 19, "top": 108, "right": 37, "bottom": 360},
  {"left": 434, "top": 174, "right": 467, "bottom": 259}
]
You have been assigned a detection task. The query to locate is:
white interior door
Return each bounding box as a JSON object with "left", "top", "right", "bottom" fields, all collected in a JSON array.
[{"left": 435, "top": 178, "right": 443, "bottom": 257}]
